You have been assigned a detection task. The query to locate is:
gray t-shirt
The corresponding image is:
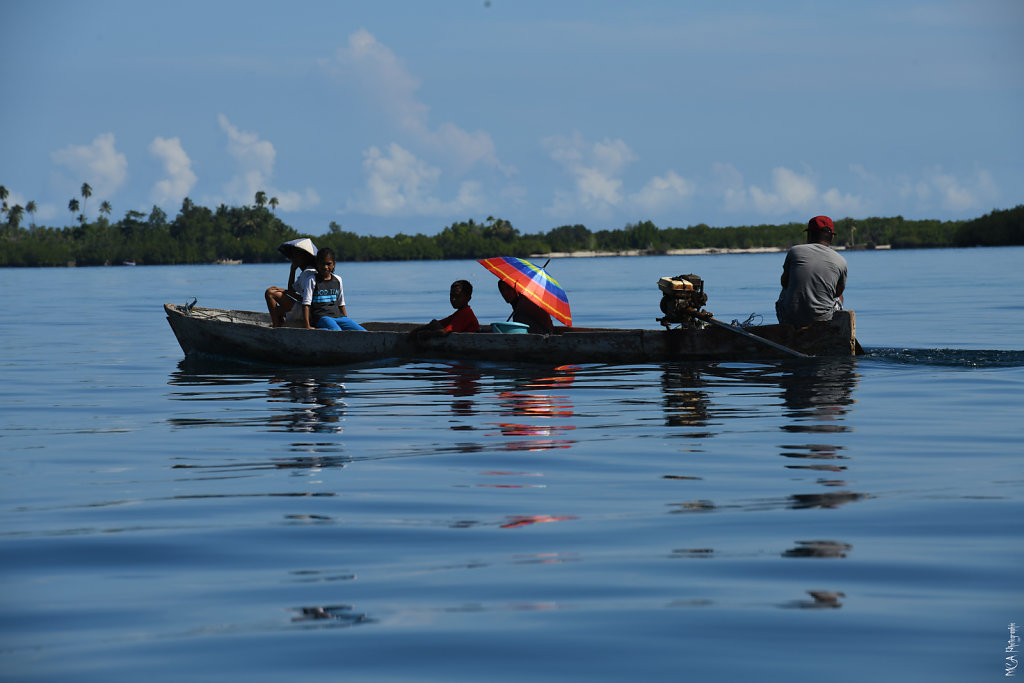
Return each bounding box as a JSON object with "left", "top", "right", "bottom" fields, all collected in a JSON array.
[{"left": 775, "top": 243, "right": 847, "bottom": 326}]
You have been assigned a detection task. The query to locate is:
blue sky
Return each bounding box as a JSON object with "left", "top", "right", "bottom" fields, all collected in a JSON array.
[{"left": 3, "top": 0, "right": 1022, "bottom": 236}]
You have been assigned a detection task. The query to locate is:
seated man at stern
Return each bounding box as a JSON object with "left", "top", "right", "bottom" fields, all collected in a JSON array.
[{"left": 775, "top": 215, "right": 848, "bottom": 327}]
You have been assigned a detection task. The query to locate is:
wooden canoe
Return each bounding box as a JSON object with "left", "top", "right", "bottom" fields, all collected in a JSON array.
[{"left": 164, "top": 303, "right": 859, "bottom": 366}]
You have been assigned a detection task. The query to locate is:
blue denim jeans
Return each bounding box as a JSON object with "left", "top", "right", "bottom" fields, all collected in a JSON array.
[{"left": 315, "top": 316, "right": 367, "bottom": 331}]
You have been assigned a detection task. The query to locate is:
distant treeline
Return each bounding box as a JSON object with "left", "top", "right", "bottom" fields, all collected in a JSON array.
[{"left": 1, "top": 188, "right": 1021, "bottom": 267}]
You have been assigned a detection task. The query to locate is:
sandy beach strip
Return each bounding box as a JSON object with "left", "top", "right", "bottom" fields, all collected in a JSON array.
[
  {"left": 532, "top": 245, "right": 889, "bottom": 259},
  {"left": 532, "top": 247, "right": 784, "bottom": 259}
]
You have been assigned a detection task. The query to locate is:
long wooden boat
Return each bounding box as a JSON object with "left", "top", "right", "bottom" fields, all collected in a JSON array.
[{"left": 165, "top": 303, "right": 859, "bottom": 365}]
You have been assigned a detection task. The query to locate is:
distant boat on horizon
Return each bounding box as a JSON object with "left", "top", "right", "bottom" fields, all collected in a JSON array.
[
  {"left": 214, "top": 258, "right": 243, "bottom": 265},
  {"left": 122, "top": 260, "right": 136, "bottom": 266}
]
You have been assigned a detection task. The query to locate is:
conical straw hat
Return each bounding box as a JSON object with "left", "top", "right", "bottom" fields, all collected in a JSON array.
[{"left": 278, "top": 237, "right": 318, "bottom": 260}]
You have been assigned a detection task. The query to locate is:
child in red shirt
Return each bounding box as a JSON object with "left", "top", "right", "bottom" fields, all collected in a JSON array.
[{"left": 408, "top": 280, "right": 479, "bottom": 341}]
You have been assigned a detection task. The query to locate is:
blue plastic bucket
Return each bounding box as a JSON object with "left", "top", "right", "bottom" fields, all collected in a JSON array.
[{"left": 491, "top": 321, "right": 529, "bottom": 334}]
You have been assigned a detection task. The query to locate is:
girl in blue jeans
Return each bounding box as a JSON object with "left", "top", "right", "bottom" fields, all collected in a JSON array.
[{"left": 301, "top": 248, "right": 367, "bottom": 332}]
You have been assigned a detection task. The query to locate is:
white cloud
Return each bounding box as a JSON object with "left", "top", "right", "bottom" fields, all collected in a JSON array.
[
  {"left": 925, "top": 166, "right": 998, "bottom": 212},
  {"left": 218, "top": 114, "right": 275, "bottom": 203},
  {"left": 849, "top": 163, "right": 875, "bottom": 183},
  {"left": 832, "top": 162, "right": 1000, "bottom": 216},
  {"left": 749, "top": 167, "right": 817, "bottom": 214},
  {"left": 324, "top": 29, "right": 510, "bottom": 175},
  {"left": 149, "top": 136, "right": 197, "bottom": 205},
  {"left": 0, "top": 188, "right": 59, "bottom": 224},
  {"left": 1, "top": 189, "right": 59, "bottom": 223},
  {"left": 629, "top": 171, "right": 695, "bottom": 213},
  {"left": 543, "top": 132, "right": 637, "bottom": 218},
  {"left": 578, "top": 167, "right": 626, "bottom": 210},
  {"left": 271, "top": 189, "right": 322, "bottom": 212},
  {"left": 1, "top": 188, "right": 28, "bottom": 211},
  {"left": 710, "top": 161, "right": 1001, "bottom": 220},
  {"left": 51, "top": 133, "right": 128, "bottom": 200},
  {"left": 544, "top": 189, "right": 579, "bottom": 221},
  {"left": 432, "top": 122, "right": 507, "bottom": 175},
  {"left": 711, "top": 162, "right": 748, "bottom": 212},
  {"left": 821, "top": 187, "right": 864, "bottom": 215},
  {"left": 543, "top": 132, "right": 702, "bottom": 220},
  {"left": 361, "top": 144, "right": 439, "bottom": 214},
  {"left": 216, "top": 114, "right": 320, "bottom": 210},
  {"left": 347, "top": 143, "right": 484, "bottom": 216},
  {"left": 721, "top": 165, "right": 863, "bottom": 217},
  {"left": 326, "top": 28, "right": 427, "bottom": 130},
  {"left": 894, "top": 166, "right": 999, "bottom": 212}
]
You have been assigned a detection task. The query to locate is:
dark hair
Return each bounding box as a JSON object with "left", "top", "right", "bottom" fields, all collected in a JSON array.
[
  {"left": 453, "top": 279, "right": 473, "bottom": 298},
  {"left": 316, "top": 247, "right": 336, "bottom": 264}
]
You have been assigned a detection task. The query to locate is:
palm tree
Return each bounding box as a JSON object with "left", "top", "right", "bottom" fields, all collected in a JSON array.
[
  {"left": 269, "top": 196, "right": 279, "bottom": 212},
  {"left": 0, "top": 185, "right": 8, "bottom": 211},
  {"left": 68, "top": 198, "right": 80, "bottom": 226},
  {"left": 100, "top": 200, "right": 112, "bottom": 218},
  {"left": 25, "top": 201, "right": 37, "bottom": 228},
  {"left": 80, "top": 183, "right": 92, "bottom": 218},
  {"left": 254, "top": 190, "right": 267, "bottom": 208},
  {"left": 7, "top": 205, "right": 24, "bottom": 229}
]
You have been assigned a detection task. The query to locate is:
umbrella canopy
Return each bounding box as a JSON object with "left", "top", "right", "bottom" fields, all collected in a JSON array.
[
  {"left": 278, "top": 238, "right": 318, "bottom": 263},
  {"left": 478, "top": 256, "right": 572, "bottom": 327}
]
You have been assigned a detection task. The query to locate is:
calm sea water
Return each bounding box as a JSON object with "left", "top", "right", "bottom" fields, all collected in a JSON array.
[{"left": 1, "top": 247, "right": 1022, "bottom": 682}]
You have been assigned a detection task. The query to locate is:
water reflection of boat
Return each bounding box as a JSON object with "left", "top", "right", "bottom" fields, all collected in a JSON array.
[
  {"left": 660, "top": 365, "right": 710, "bottom": 428},
  {"left": 780, "top": 590, "right": 846, "bottom": 609},
  {"left": 266, "top": 374, "right": 348, "bottom": 434},
  {"left": 782, "top": 540, "right": 853, "bottom": 557},
  {"left": 291, "top": 604, "right": 368, "bottom": 626},
  {"left": 168, "top": 359, "right": 352, "bottom": 449},
  {"left": 775, "top": 359, "right": 866, "bottom": 506},
  {"left": 657, "top": 359, "right": 868, "bottom": 516},
  {"left": 164, "top": 303, "right": 860, "bottom": 365}
]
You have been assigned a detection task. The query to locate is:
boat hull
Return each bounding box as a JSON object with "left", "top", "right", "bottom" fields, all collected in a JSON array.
[{"left": 164, "top": 303, "right": 858, "bottom": 366}]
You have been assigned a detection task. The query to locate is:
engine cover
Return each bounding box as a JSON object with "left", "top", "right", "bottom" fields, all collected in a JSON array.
[{"left": 656, "top": 274, "right": 710, "bottom": 329}]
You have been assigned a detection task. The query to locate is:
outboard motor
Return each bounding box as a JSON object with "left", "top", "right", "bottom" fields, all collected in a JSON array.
[{"left": 656, "top": 274, "right": 710, "bottom": 329}]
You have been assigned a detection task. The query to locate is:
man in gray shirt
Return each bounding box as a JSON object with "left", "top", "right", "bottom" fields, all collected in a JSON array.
[{"left": 775, "top": 215, "right": 847, "bottom": 326}]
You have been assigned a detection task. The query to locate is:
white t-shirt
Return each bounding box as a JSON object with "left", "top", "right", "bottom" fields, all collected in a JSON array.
[{"left": 284, "top": 269, "right": 318, "bottom": 322}]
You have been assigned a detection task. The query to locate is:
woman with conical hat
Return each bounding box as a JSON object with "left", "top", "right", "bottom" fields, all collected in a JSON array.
[{"left": 265, "top": 238, "right": 318, "bottom": 327}]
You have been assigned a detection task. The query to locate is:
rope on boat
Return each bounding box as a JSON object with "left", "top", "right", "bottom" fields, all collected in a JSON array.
[
  {"left": 176, "top": 303, "right": 261, "bottom": 326},
  {"left": 733, "top": 313, "right": 763, "bottom": 329},
  {"left": 177, "top": 302, "right": 219, "bottom": 321}
]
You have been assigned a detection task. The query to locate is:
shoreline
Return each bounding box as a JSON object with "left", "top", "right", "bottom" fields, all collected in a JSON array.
[
  {"left": 531, "top": 245, "right": 891, "bottom": 259},
  {"left": 5, "top": 244, "right": 896, "bottom": 268}
]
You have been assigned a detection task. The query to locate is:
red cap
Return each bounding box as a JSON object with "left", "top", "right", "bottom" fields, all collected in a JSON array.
[{"left": 807, "top": 215, "right": 834, "bottom": 234}]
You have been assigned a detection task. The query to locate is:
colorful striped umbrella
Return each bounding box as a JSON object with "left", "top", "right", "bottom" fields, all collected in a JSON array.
[{"left": 478, "top": 256, "right": 572, "bottom": 327}]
